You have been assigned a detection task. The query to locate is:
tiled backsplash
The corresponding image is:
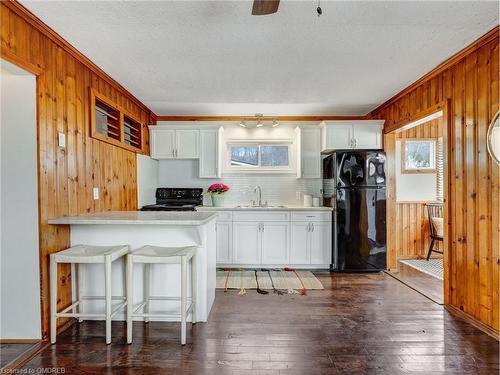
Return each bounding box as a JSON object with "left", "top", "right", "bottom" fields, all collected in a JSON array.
[{"left": 157, "top": 159, "right": 322, "bottom": 206}]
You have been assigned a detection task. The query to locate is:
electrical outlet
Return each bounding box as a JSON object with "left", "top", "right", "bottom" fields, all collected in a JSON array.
[
  {"left": 93, "top": 187, "right": 99, "bottom": 200},
  {"left": 58, "top": 132, "right": 66, "bottom": 148}
]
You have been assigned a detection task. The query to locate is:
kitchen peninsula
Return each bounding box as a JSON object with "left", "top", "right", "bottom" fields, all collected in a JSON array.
[{"left": 48, "top": 211, "right": 217, "bottom": 322}]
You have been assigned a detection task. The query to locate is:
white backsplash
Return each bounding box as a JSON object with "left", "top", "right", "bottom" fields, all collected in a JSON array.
[{"left": 157, "top": 159, "right": 322, "bottom": 206}]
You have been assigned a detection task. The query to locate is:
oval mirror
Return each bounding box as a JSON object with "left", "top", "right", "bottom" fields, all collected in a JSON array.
[{"left": 487, "top": 111, "right": 500, "bottom": 165}]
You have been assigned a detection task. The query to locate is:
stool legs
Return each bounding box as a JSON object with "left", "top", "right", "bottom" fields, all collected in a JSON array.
[
  {"left": 181, "top": 256, "right": 187, "bottom": 345},
  {"left": 126, "top": 255, "right": 133, "bottom": 344},
  {"left": 104, "top": 255, "right": 112, "bottom": 345},
  {"left": 77, "top": 264, "right": 84, "bottom": 322},
  {"left": 191, "top": 256, "right": 197, "bottom": 324},
  {"left": 144, "top": 264, "right": 150, "bottom": 324},
  {"left": 50, "top": 255, "right": 57, "bottom": 344}
]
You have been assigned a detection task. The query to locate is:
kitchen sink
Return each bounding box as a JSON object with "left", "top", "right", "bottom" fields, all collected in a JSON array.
[{"left": 235, "top": 205, "right": 286, "bottom": 208}]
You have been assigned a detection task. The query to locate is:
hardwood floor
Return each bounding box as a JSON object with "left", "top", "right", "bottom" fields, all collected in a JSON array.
[
  {"left": 0, "top": 343, "right": 38, "bottom": 368},
  {"left": 21, "top": 272, "right": 498, "bottom": 374},
  {"left": 387, "top": 261, "right": 444, "bottom": 304}
]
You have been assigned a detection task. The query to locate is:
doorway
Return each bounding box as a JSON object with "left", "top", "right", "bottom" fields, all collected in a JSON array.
[
  {"left": 0, "top": 59, "right": 41, "bottom": 368},
  {"left": 384, "top": 107, "right": 448, "bottom": 305}
]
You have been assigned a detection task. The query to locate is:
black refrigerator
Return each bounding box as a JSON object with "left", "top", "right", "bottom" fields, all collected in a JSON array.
[{"left": 323, "top": 151, "right": 387, "bottom": 272}]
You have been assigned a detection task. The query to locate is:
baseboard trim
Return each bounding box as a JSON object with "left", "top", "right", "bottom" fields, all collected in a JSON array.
[
  {"left": 444, "top": 304, "right": 499, "bottom": 341},
  {"left": 0, "top": 339, "right": 40, "bottom": 344},
  {"left": 0, "top": 340, "right": 49, "bottom": 371}
]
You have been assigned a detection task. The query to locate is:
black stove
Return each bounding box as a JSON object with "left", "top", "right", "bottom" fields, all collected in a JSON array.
[{"left": 141, "top": 188, "right": 203, "bottom": 211}]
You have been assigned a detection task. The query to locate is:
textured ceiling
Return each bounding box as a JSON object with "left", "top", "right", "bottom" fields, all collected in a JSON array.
[{"left": 21, "top": 1, "right": 498, "bottom": 116}]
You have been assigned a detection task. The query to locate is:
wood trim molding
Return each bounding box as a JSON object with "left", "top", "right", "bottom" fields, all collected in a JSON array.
[
  {"left": 445, "top": 304, "right": 499, "bottom": 341},
  {"left": 2, "top": 0, "right": 152, "bottom": 114},
  {"left": 0, "top": 45, "right": 43, "bottom": 75},
  {"left": 156, "top": 115, "right": 369, "bottom": 122},
  {"left": 384, "top": 102, "right": 446, "bottom": 134},
  {"left": 370, "top": 26, "right": 499, "bottom": 116}
]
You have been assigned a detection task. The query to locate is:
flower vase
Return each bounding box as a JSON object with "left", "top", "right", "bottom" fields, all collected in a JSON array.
[{"left": 211, "top": 194, "right": 225, "bottom": 207}]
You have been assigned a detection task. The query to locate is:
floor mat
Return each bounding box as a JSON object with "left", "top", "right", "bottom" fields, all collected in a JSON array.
[
  {"left": 399, "top": 258, "right": 443, "bottom": 280},
  {"left": 216, "top": 269, "right": 324, "bottom": 293}
]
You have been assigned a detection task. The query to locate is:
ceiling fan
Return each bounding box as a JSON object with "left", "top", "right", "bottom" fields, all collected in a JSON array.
[{"left": 252, "top": 0, "right": 280, "bottom": 15}]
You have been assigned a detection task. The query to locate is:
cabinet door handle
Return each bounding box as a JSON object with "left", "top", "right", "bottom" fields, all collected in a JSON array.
[
  {"left": 172, "top": 149, "right": 175, "bottom": 157},
  {"left": 262, "top": 223, "right": 264, "bottom": 232},
  {"left": 306, "top": 223, "right": 310, "bottom": 232},
  {"left": 311, "top": 223, "right": 314, "bottom": 232}
]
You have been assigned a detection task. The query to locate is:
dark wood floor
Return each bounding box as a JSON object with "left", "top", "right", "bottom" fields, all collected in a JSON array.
[
  {"left": 0, "top": 343, "right": 38, "bottom": 368},
  {"left": 387, "top": 261, "right": 444, "bottom": 304},
  {"left": 21, "top": 272, "right": 498, "bottom": 374}
]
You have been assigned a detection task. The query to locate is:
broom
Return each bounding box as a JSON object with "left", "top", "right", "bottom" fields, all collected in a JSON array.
[
  {"left": 284, "top": 267, "right": 307, "bottom": 295},
  {"left": 262, "top": 268, "right": 284, "bottom": 295},
  {"left": 254, "top": 270, "right": 269, "bottom": 295}
]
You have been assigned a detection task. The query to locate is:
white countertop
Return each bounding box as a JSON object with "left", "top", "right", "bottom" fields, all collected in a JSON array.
[
  {"left": 196, "top": 205, "right": 333, "bottom": 211},
  {"left": 48, "top": 211, "right": 217, "bottom": 225}
]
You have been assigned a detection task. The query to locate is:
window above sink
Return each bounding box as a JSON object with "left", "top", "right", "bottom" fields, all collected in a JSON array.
[{"left": 224, "top": 140, "right": 296, "bottom": 174}]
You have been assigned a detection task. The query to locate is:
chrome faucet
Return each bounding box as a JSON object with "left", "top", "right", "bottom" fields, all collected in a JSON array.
[{"left": 252, "top": 186, "right": 267, "bottom": 207}]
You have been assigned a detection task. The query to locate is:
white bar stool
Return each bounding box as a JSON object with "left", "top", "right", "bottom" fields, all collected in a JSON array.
[
  {"left": 50, "top": 245, "right": 129, "bottom": 344},
  {"left": 126, "top": 245, "right": 197, "bottom": 345}
]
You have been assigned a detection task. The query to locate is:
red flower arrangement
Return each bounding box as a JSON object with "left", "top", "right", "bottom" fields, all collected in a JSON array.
[{"left": 207, "top": 183, "right": 230, "bottom": 194}]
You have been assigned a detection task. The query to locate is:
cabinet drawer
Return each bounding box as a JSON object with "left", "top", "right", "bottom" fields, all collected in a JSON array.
[
  {"left": 291, "top": 211, "right": 332, "bottom": 222},
  {"left": 233, "top": 211, "right": 290, "bottom": 222},
  {"left": 216, "top": 211, "right": 233, "bottom": 221}
]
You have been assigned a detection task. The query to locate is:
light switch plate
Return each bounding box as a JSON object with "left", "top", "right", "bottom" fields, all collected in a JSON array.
[
  {"left": 93, "top": 187, "right": 99, "bottom": 200},
  {"left": 58, "top": 132, "right": 66, "bottom": 148}
]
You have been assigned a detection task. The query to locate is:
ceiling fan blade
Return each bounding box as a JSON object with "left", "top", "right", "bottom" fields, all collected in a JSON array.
[{"left": 252, "top": 0, "right": 280, "bottom": 15}]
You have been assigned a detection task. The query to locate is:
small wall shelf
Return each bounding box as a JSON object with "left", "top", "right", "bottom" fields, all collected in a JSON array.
[{"left": 90, "top": 89, "right": 143, "bottom": 152}]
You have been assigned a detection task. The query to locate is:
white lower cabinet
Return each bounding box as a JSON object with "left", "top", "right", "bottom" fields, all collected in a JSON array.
[
  {"left": 290, "top": 223, "right": 309, "bottom": 264},
  {"left": 216, "top": 221, "right": 232, "bottom": 264},
  {"left": 310, "top": 222, "right": 331, "bottom": 265},
  {"left": 289, "top": 222, "right": 332, "bottom": 265},
  {"left": 233, "top": 222, "right": 261, "bottom": 264},
  {"left": 211, "top": 210, "right": 332, "bottom": 268},
  {"left": 261, "top": 222, "right": 289, "bottom": 264}
]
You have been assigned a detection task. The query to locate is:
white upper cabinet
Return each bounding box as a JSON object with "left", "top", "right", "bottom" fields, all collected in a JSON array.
[
  {"left": 298, "top": 127, "right": 321, "bottom": 179},
  {"left": 199, "top": 129, "right": 221, "bottom": 178},
  {"left": 176, "top": 129, "right": 199, "bottom": 158},
  {"left": 352, "top": 123, "right": 383, "bottom": 149},
  {"left": 150, "top": 128, "right": 175, "bottom": 159},
  {"left": 321, "top": 124, "right": 353, "bottom": 151},
  {"left": 149, "top": 127, "right": 199, "bottom": 159},
  {"left": 321, "top": 120, "right": 384, "bottom": 151}
]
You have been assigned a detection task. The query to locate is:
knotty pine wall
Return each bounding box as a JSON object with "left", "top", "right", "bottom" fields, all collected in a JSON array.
[
  {"left": 371, "top": 28, "right": 499, "bottom": 332},
  {"left": 385, "top": 120, "right": 443, "bottom": 266},
  {"left": 1, "top": 2, "right": 154, "bottom": 339}
]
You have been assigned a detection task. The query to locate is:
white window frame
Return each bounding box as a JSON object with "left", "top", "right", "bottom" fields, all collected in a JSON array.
[
  {"left": 401, "top": 138, "right": 437, "bottom": 174},
  {"left": 224, "top": 139, "right": 296, "bottom": 174}
]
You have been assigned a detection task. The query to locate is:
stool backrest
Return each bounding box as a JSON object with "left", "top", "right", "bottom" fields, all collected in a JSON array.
[{"left": 426, "top": 203, "right": 443, "bottom": 238}]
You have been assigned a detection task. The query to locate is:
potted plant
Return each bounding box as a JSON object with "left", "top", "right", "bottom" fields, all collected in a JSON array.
[{"left": 207, "top": 183, "right": 229, "bottom": 207}]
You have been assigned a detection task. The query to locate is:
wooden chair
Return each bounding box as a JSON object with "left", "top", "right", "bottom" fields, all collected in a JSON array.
[{"left": 426, "top": 203, "right": 444, "bottom": 261}]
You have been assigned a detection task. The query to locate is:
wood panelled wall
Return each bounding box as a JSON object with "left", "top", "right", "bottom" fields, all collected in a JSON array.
[
  {"left": 1, "top": 2, "right": 154, "bottom": 339},
  {"left": 371, "top": 28, "right": 499, "bottom": 332},
  {"left": 385, "top": 120, "right": 443, "bottom": 267}
]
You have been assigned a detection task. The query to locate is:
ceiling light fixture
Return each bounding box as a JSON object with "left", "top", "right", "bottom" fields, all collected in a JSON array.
[
  {"left": 239, "top": 121, "right": 246, "bottom": 128},
  {"left": 256, "top": 120, "right": 263, "bottom": 128},
  {"left": 272, "top": 120, "right": 279, "bottom": 127}
]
